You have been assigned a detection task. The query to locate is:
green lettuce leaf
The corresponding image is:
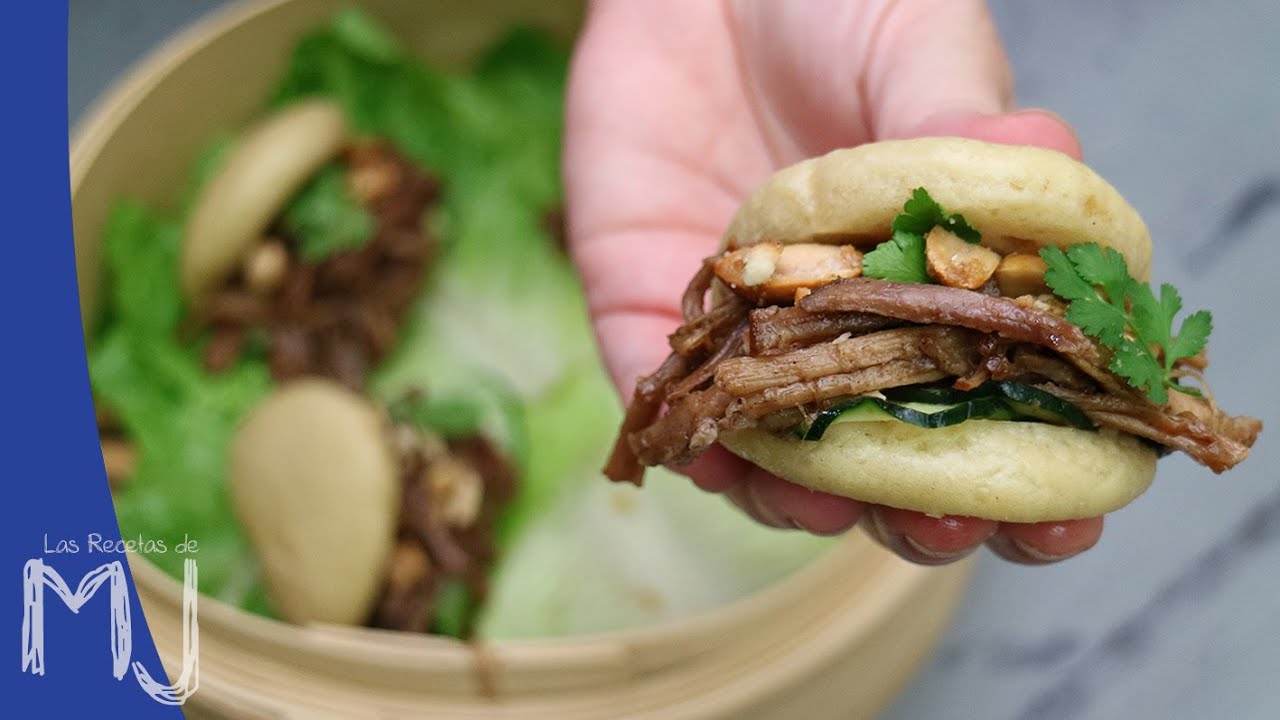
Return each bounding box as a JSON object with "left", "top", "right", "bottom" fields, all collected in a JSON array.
[
  {"left": 477, "top": 362, "right": 834, "bottom": 639},
  {"left": 89, "top": 202, "right": 272, "bottom": 605}
]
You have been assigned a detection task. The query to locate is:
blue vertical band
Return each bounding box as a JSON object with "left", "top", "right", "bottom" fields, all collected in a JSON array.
[{"left": 3, "top": 2, "right": 184, "bottom": 716}]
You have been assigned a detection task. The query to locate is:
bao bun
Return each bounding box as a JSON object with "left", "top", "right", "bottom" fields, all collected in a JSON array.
[
  {"left": 719, "top": 138, "right": 1158, "bottom": 522},
  {"left": 181, "top": 100, "right": 349, "bottom": 303}
]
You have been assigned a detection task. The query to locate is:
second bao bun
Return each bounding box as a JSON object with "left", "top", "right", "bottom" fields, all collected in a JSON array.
[
  {"left": 718, "top": 137, "right": 1158, "bottom": 523},
  {"left": 181, "top": 99, "right": 350, "bottom": 303}
]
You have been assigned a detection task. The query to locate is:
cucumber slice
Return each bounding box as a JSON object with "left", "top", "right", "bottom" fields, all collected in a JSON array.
[
  {"left": 826, "top": 398, "right": 897, "bottom": 422},
  {"left": 887, "top": 382, "right": 1093, "bottom": 429},
  {"left": 801, "top": 399, "right": 879, "bottom": 439},
  {"left": 994, "top": 381, "right": 1094, "bottom": 430},
  {"left": 801, "top": 396, "right": 1013, "bottom": 440},
  {"left": 875, "top": 395, "right": 1014, "bottom": 429},
  {"left": 799, "top": 381, "right": 1093, "bottom": 440},
  {"left": 883, "top": 385, "right": 985, "bottom": 404}
]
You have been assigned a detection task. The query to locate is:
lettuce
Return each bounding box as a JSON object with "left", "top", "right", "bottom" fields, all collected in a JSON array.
[
  {"left": 274, "top": 14, "right": 591, "bottom": 398},
  {"left": 478, "top": 363, "right": 835, "bottom": 638},
  {"left": 88, "top": 202, "right": 273, "bottom": 607}
]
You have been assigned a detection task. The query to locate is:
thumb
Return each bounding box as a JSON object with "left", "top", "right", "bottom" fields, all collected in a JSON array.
[
  {"left": 907, "top": 108, "right": 1084, "bottom": 160},
  {"left": 860, "top": 0, "right": 1015, "bottom": 139},
  {"left": 730, "top": 0, "right": 1022, "bottom": 161},
  {"left": 861, "top": 0, "right": 1083, "bottom": 159}
]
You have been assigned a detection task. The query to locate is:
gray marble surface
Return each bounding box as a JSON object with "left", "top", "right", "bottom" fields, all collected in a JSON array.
[{"left": 69, "top": 1, "right": 1280, "bottom": 718}]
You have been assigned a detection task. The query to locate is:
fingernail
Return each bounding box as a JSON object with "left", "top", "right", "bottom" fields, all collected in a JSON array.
[
  {"left": 1011, "top": 537, "right": 1070, "bottom": 563},
  {"left": 1010, "top": 107, "right": 1065, "bottom": 121},
  {"left": 903, "top": 535, "right": 967, "bottom": 564},
  {"left": 902, "top": 109, "right": 991, "bottom": 138},
  {"left": 792, "top": 515, "right": 848, "bottom": 537},
  {"left": 863, "top": 508, "right": 890, "bottom": 545}
]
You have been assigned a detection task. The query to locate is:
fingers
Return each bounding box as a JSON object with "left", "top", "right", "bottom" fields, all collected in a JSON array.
[
  {"left": 747, "top": 471, "right": 865, "bottom": 535},
  {"left": 861, "top": 508, "right": 1104, "bottom": 566},
  {"left": 986, "top": 517, "right": 1106, "bottom": 565},
  {"left": 863, "top": 507, "right": 999, "bottom": 565},
  {"left": 856, "top": 0, "right": 1086, "bottom": 163},
  {"left": 727, "top": 0, "right": 1014, "bottom": 161},
  {"left": 906, "top": 108, "right": 1084, "bottom": 160},
  {"left": 682, "top": 446, "right": 864, "bottom": 534},
  {"left": 684, "top": 448, "right": 1105, "bottom": 565}
]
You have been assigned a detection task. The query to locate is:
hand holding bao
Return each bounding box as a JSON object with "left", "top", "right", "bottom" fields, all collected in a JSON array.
[{"left": 606, "top": 138, "right": 1261, "bottom": 523}]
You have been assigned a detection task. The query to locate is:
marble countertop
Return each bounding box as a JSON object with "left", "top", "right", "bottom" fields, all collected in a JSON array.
[{"left": 69, "top": 1, "right": 1279, "bottom": 718}]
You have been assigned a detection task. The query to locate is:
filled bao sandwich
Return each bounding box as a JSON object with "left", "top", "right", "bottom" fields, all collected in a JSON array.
[{"left": 605, "top": 137, "right": 1262, "bottom": 523}]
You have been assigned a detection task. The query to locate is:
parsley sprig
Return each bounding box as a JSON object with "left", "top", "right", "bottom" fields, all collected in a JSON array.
[
  {"left": 863, "top": 187, "right": 980, "bottom": 283},
  {"left": 1040, "top": 243, "right": 1213, "bottom": 404}
]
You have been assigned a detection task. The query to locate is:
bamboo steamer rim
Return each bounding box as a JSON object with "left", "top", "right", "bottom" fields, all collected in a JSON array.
[{"left": 73, "top": 0, "right": 976, "bottom": 716}]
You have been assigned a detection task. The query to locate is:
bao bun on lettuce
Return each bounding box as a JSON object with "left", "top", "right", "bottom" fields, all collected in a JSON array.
[{"left": 605, "top": 138, "right": 1260, "bottom": 523}]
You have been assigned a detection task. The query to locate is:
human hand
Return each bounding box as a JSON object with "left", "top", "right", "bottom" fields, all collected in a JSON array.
[{"left": 565, "top": 0, "right": 1101, "bottom": 564}]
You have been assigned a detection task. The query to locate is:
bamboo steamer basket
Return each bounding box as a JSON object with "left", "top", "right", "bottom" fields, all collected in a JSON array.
[{"left": 70, "top": 1, "right": 976, "bottom": 717}]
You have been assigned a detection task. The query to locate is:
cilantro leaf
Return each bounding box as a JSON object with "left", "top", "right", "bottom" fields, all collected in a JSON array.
[
  {"left": 1063, "top": 297, "right": 1129, "bottom": 347},
  {"left": 1157, "top": 282, "right": 1183, "bottom": 325},
  {"left": 864, "top": 187, "right": 982, "bottom": 283},
  {"left": 1169, "top": 309, "right": 1212, "bottom": 366},
  {"left": 1110, "top": 341, "right": 1168, "bottom": 404},
  {"left": 1066, "top": 244, "right": 1131, "bottom": 309},
  {"left": 1040, "top": 241, "right": 1215, "bottom": 404},
  {"left": 1040, "top": 246, "right": 1097, "bottom": 301},
  {"left": 862, "top": 230, "right": 929, "bottom": 283},
  {"left": 1042, "top": 245, "right": 1130, "bottom": 346},
  {"left": 891, "top": 187, "right": 981, "bottom": 243},
  {"left": 892, "top": 188, "right": 943, "bottom": 236},
  {"left": 283, "top": 163, "right": 375, "bottom": 262},
  {"left": 943, "top": 213, "right": 982, "bottom": 243},
  {"left": 387, "top": 392, "right": 484, "bottom": 439},
  {"left": 1127, "top": 283, "right": 1171, "bottom": 350}
]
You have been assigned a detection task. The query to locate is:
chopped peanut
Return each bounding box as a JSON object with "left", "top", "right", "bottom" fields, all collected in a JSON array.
[
  {"left": 347, "top": 164, "right": 401, "bottom": 206},
  {"left": 1012, "top": 293, "right": 1069, "bottom": 318},
  {"left": 391, "top": 424, "right": 422, "bottom": 463},
  {"left": 714, "top": 242, "right": 862, "bottom": 303},
  {"left": 736, "top": 241, "right": 783, "bottom": 286},
  {"left": 346, "top": 142, "right": 403, "bottom": 205},
  {"left": 428, "top": 457, "right": 484, "bottom": 529},
  {"left": 994, "top": 253, "right": 1050, "bottom": 297},
  {"left": 243, "top": 239, "right": 288, "bottom": 295},
  {"left": 924, "top": 227, "right": 1000, "bottom": 289},
  {"left": 388, "top": 539, "right": 432, "bottom": 587}
]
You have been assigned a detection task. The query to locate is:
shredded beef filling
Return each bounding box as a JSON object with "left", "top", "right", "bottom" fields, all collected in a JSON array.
[
  {"left": 191, "top": 140, "right": 519, "bottom": 637},
  {"left": 605, "top": 254, "right": 1262, "bottom": 485},
  {"left": 371, "top": 428, "right": 516, "bottom": 636},
  {"left": 200, "top": 140, "right": 441, "bottom": 391}
]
